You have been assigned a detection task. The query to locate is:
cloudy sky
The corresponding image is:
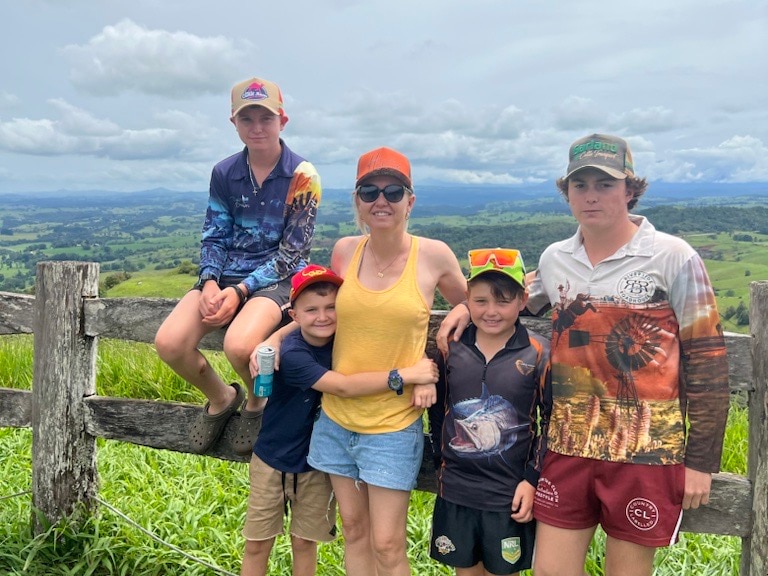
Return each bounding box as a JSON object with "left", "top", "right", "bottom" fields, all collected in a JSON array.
[{"left": 1, "top": 0, "right": 766, "bottom": 194}]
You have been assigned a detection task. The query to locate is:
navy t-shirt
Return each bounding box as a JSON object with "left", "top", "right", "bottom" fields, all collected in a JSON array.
[{"left": 253, "top": 330, "right": 332, "bottom": 473}]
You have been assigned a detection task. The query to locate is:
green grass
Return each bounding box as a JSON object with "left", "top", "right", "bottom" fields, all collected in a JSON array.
[
  {"left": 102, "top": 269, "right": 197, "bottom": 299},
  {"left": 0, "top": 335, "right": 749, "bottom": 575}
]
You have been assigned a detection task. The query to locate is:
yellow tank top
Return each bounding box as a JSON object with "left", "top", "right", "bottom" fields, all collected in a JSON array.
[{"left": 324, "top": 235, "right": 430, "bottom": 433}]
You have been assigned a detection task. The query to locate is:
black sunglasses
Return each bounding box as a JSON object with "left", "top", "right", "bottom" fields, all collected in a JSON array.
[{"left": 356, "top": 184, "right": 409, "bottom": 203}]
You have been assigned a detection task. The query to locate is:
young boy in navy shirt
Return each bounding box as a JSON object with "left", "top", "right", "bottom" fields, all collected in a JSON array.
[{"left": 241, "top": 264, "right": 439, "bottom": 576}]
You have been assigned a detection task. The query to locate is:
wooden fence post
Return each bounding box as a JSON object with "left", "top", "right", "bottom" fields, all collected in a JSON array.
[
  {"left": 742, "top": 280, "right": 768, "bottom": 576},
  {"left": 31, "top": 261, "right": 99, "bottom": 533}
]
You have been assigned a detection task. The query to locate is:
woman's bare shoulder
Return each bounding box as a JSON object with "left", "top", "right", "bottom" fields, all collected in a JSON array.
[
  {"left": 416, "top": 235, "right": 453, "bottom": 256},
  {"left": 334, "top": 235, "right": 364, "bottom": 253},
  {"left": 331, "top": 235, "right": 365, "bottom": 275}
]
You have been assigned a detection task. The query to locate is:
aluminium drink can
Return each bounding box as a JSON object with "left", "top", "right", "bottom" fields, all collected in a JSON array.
[{"left": 253, "top": 345, "right": 275, "bottom": 397}]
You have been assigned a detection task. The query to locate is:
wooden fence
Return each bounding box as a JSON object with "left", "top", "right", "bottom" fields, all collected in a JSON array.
[{"left": 0, "top": 261, "right": 765, "bottom": 575}]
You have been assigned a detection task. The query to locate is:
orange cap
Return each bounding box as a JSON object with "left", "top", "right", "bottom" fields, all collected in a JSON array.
[{"left": 355, "top": 147, "right": 412, "bottom": 188}]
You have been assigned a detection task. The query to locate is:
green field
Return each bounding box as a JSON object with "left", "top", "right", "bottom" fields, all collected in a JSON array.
[
  {"left": 2, "top": 193, "right": 767, "bottom": 327},
  {"left": 0, "top": 335, "right": 748, "bottom": 575}
]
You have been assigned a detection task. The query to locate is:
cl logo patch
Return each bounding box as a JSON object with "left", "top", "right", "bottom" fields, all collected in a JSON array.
[{"left": 626, "top": 497, "right": 659, "bottom": 531}]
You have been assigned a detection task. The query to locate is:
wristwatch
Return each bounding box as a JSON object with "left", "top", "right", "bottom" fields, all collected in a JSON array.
[
  {"left": 388, "top": 369, "right": 404, "bottom": 395},
  {"left": 195, "top": 272, "right": 219, "bottom": 289}
]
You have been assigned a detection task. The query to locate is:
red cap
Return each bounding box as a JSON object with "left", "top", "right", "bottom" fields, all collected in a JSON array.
[
  {"left": 290, "top": 264, "right": 343, "bottom": 303},
  {"left": 355, "top": 147, "right": 412, "bottom": 188}
]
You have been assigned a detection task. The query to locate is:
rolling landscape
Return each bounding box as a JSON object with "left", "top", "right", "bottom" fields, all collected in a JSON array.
[
  {"left": 1, "top": 182, "right": 767, "bottom": 333},
  {"left": 0, "top": 182, "right": 765, "bottom": 573}
]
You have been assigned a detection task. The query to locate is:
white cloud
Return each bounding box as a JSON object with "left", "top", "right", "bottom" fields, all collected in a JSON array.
[
  {"left": 0, "top": 92, "right": 21, "bottom": 109},
  {"left": 609, "top": 107, "right": 689, "bottom": 135},
  {"left": 0, "top": 99, "right": 216, "bottom": 162},
  {"left": 0, "top": 118, "right": 82, "bottom": 155},
  {"left": 62, "top": 19, "right": 250, "bottom": 97},
  {"left": 0, "top": 0, "right": 765, "bottom": 192}
]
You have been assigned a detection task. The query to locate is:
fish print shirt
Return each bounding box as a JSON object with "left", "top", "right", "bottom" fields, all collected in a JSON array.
[
  {"left": 429, "top": 322, "right": 552, "bottom": 512},
  {"left": 198, "top": 140, "right": 321, "bottom": 294},
  {"left": 526, "top": 215, "right": 729, "bottom": 472}
]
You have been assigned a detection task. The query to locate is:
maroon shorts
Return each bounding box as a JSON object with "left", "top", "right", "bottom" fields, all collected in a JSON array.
[{"left": 533, "top": 452, "right": 685, "bottom": 547}]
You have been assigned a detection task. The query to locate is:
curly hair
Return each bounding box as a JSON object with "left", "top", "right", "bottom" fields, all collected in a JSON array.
[{"left": 555, "top": 175, "right": 648, "bottom": 210}]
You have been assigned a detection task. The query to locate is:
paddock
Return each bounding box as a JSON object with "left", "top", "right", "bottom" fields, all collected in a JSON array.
[{"left": 0, "top": 261, "right": 765, "bottom": 575}]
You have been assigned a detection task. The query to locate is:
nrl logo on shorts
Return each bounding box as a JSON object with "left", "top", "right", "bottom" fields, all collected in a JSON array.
[
  {"left": 617, "top": 271, "right": 656, "bottom": 305},
  {"left": 501, "top": 537, "right": 521, "bottom": 564}
]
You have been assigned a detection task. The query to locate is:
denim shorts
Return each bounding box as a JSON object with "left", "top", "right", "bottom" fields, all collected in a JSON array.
[{"left": 307, "top": 409, "right": 424, "bottom": 492}]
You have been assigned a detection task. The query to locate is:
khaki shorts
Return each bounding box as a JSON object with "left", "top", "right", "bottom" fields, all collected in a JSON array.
[{"left": 242, "top": 454, "right": 337, "bottom": 542}]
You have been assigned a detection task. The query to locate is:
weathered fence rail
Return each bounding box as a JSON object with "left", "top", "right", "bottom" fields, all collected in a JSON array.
[{"left": 0, "top": 262, "right": 766, "bottom": 575}]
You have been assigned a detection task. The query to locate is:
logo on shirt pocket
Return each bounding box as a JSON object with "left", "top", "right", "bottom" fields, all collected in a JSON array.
[{"left": 617, "top": 271, "right": 656, "bottom": 304}]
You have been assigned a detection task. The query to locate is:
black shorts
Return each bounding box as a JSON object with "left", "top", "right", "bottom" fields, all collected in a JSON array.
[
  {"left": 192, "top": 276, "right": 292, "bottom": 323},
  {"left": 430, "top": 496, "right": 535, "bottom": 575}
]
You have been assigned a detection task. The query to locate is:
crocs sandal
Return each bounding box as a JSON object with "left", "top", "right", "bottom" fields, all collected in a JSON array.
[
  {"left": 189, "top": 383, "right": 244, "bottom": 454},
  {"left": 232, "top": 407, "right": 264, "bottom": 457}
]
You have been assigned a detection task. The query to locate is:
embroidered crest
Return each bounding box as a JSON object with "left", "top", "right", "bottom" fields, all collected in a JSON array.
[
  {"left": 617, "top": 270, "right": 656, "bottom": 305},
  {"left": 434, "top": 535, "right": 456, "bottom": 555},
  {"left": 501, "top": 537, "right": 521, "bottom": 564}
]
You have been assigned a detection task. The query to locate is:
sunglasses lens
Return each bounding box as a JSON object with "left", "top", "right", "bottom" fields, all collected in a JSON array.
[
  {"left": 356, "top": 184, "right": 408, "bottom": 203},
  {"left": 357, "top": 185, "right": 380, "bottom": 202},
  {"left": 468, "top": 249, "right": 520, "bottom": 268},
  {"left": 382, "top": 185, "right": 406, "bottom": 202}
]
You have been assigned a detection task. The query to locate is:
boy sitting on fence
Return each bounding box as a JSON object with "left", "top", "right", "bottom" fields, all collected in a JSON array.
[{"left": 240, "top": 264, "right": 439, "bottom": 576}]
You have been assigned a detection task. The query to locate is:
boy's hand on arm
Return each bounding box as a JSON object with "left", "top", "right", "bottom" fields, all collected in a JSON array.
[
  {"left": 399, "top": 358, "right": 439, "bottom": 386},
  {"left": 400, "top": 358, "right": 438, "bottom": 407},
  {"left": 682, "top": 467, "right": 712, "bottom": 510},
  {"left": 510, "top": 480, "right": 536, "bottom": 523},
  {"left": 436, "top": 304, "right": 470, "bottom": 356},
  {"left": 411, "top": 383, "right": 437, "bottom": 408}
]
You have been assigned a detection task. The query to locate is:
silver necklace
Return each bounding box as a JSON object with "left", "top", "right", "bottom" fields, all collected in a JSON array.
[
  {"left": 246, "top": 150, "right": 280, "bottom": 195},
  {"left": 246, "top": 152, "right": 259, "bottom": 194}
]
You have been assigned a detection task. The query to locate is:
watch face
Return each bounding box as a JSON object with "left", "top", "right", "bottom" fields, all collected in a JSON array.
[{"left": 388, "top": 370, "right": 404, "bottom": 393}]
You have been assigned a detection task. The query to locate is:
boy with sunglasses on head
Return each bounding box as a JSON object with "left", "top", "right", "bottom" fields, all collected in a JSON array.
[
  {"left": 241, "top": 264, "right": 440, "bottom": 576},
  {"left": 429, "top": 248, "right": 551, "bottom": 576}
]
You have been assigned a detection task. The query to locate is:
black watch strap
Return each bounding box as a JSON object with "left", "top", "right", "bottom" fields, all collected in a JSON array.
[{"left": 195, "top": 273, "right": 219, "bottom": 289}]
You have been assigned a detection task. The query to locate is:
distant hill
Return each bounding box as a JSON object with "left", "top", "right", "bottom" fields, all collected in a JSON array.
[
  {"left": 1, "top": 184, "right": 766, "bottom": 335},
  {"left": 324, "top": 181, "right": 768, "bottom": 209},
  {"left": 2, "top": 181, "right": 766, "bottom": 209}
]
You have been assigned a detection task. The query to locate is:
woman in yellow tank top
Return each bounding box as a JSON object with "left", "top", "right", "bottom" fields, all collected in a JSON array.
[
  {"left": 305, "top": 147, "right": 467, "bottom": 576},
  {"left": 260, "top": 147, "right": 466, "bottom": 575}
]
